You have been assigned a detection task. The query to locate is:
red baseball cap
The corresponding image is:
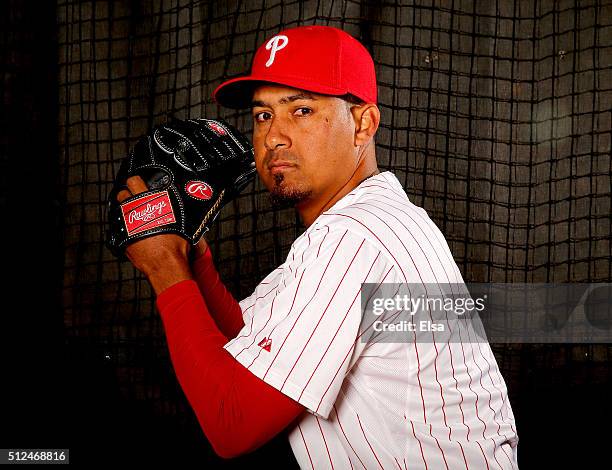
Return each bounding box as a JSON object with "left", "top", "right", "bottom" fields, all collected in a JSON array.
[{"left": 213, "top": 25, "right": 377, "bottom": 109}]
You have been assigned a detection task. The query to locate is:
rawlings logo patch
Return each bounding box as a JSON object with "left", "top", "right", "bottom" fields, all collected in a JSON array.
[
  {"left": 185, "top": 180, "right": 213, "bottom": 200},
  {"left": 121, "top": 191, "right": 176, "bottom": 236},
  {"left": 207, "top": 122, "right": 227, "bottom": 136}
]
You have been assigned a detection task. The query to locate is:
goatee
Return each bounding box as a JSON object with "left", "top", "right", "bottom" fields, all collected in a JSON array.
[{"left": 268, "top": 173, "right": 311, "bottom": 208}]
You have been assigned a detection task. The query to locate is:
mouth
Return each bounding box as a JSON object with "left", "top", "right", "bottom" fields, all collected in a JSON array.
[{"left": 268, "top": 161, "right": 297, "bottom": 175}]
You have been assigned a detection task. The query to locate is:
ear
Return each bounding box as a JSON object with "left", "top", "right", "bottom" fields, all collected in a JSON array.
[{"left": 351, "top": 104, "right": 380, "bottom": 147}]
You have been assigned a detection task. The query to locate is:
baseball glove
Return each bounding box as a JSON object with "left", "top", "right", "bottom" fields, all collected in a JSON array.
[{"left": 106, "top": 117, "right": 256, "bottom": 257}]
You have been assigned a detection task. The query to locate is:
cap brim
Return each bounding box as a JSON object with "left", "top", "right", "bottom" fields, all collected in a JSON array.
[
  {"left": 213, "top": 74, "right": 351, "bottom": 109},
  {"left": 213, "top": 76, "right": 263, "bottom": 109}
]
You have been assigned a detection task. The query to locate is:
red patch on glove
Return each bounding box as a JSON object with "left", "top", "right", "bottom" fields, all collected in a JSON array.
[
  {"left": 207, "top": 122, "right": 227, "bottom": 136},
  {"left": 121, "top": 191, "right": 176, "bottom": 236},
  {"left": 185, "top": 181, "right": 213, "bottom": 200}
]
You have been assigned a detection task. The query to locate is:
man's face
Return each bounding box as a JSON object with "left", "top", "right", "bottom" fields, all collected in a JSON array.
[{"left": 250, "top": 85, "right": 357, "bottom": 208}]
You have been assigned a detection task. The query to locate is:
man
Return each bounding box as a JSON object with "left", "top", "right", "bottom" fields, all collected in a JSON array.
[{"left": 117, "top": 25, "right": 519, "bottom": 468}]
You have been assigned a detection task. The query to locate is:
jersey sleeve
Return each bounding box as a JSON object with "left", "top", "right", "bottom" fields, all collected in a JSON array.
[
  {"left": 223, "top": 226, "right": 396, "bottom": 419},
  {"left": 191, "top": 245, "right": 245, "bottom": 339}
]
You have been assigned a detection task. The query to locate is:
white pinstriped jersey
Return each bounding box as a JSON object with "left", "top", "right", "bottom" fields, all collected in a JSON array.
[{"left": 224, "top": 171, "right": 519, "bottom": 469}]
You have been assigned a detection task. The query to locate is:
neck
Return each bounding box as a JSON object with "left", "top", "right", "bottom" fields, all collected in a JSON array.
[{"left": 297, "top": 161, "right": 379, "bottom": 227}]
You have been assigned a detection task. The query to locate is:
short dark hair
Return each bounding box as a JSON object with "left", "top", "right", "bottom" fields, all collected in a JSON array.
[{"left": 340, "top": 93, "right": 366, "bottom": 106}]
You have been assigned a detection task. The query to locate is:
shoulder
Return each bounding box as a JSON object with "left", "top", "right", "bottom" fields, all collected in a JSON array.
[
  {"left": 284, "top": 216, "right": 404, "bottom": 284},
  {"left": 290, "top": 223, "right": 382, "bottom": 266},
  {"left": 314, "top": 172, "right": 432, "bottom": 249},
  {"left": 311, "top": 172, "right": 463, "bottom": 284}
]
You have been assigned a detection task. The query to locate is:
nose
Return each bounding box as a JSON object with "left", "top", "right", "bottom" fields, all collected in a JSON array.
[{"left": 264, "top": 116, "right": 291, "bottom": 151}]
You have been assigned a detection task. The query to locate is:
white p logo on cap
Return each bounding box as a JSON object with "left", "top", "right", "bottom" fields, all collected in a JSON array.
[{"left": 265, "top": 35, "right": 289, "bottom": 67}]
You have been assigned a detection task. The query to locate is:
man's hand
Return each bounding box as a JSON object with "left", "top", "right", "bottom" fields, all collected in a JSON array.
[{"left": 117, "top": 175, "right": 193, "bottom": 294}]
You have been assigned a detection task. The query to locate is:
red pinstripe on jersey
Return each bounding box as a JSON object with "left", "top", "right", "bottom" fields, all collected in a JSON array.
[
  {"left": 223, "top": 172, "right": 518, "bottom": 469},
  {"left": 356, "top": 414, "right": 385, "bottom": 469},
  {"left": 297, "top": 424, "right": 315, "bottom": 469},
  {"left": 249, "top": 270, "right": 305, "bottom": 372},
  {"left": 302, "top": 253, "right": 384, "bottom": 405},
  {"left": 370, "top": 196, "right": 472, "bottom": 442},
  {"left": 314, "top": 264, "right": 397, "bottom": 414},
  {"left": 297, "top": 254, "right": 380, "bottom": 400},
  {"left": 411, "top": 420, "right": 429, "bottom": 469},
  {"left": 236, "top": 227, "right": 336, "bottom": 362},
  {"left": 333, "top": 404, "right": 368, "bottom": 469},
  {"left": 280, "top": 238, "right": 365, "bottom": 390},
  {"left": 345, "top": 191, "right": 516, "bottom": 451},
  {"left": 316, "top": 416, "right": 335, "bottom": 469},
  {"left": 247, "top": 230, "right": 344, "bottom": 374}
]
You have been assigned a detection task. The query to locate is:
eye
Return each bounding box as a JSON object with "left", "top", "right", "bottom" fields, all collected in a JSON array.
[
  {"left": 254, "top": 111, "right": 272, "bottom": 123},
  {"left": 294, "top": 107, "right": 312, "bottom": 117}
]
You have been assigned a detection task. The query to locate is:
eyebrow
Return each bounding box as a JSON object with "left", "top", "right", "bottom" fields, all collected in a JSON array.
[{"left": 251, "top": 92, "right": 317, "bottom": 108}]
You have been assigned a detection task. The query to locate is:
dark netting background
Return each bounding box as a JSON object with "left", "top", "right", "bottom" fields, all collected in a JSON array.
[{"left": 56, "top": 0, "right": 611, "bottom": 466}]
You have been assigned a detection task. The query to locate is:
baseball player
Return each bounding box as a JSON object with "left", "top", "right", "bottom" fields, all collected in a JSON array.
[{"left": 109, "top": 25, "right": 519, "bottom": 468}]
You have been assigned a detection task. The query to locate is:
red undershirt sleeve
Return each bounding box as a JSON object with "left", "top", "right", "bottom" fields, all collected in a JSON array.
[
  {"left": 156, "top": 279, "right": 305, "bottom": 459},
  {"left": 191, "top": 246, "right": 245, "bottom": 339}
]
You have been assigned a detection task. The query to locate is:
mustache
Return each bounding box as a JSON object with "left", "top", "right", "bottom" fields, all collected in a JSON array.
[{"left": 264, "top": 150, "right": 299, "bottom": 168}]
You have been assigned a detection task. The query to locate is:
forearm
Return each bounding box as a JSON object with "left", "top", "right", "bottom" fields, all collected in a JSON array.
[
  {"left": 132, "top": 236, "right": 194, "bottom": 295},
  {"left": 190, "top": 245, "right": 245, "bottom": 339},
  {"left": 156, "top": 280, "right": 304, "bottom": 458}
]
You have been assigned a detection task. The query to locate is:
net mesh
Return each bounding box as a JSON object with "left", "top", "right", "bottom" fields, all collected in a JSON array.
[{"left": 57, "top": 0, "right": 612, "bottom": 462}]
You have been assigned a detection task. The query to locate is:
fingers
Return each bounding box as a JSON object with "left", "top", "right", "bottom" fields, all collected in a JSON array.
[
  {"left": 126, "top": 175, "right": 149, "bottom": 194},
  {"left": 117, "top": 189, "right": 132, "bottom": 203},
  {"left": 116, "top": 176, "right": 149, "bottom": 203}
]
